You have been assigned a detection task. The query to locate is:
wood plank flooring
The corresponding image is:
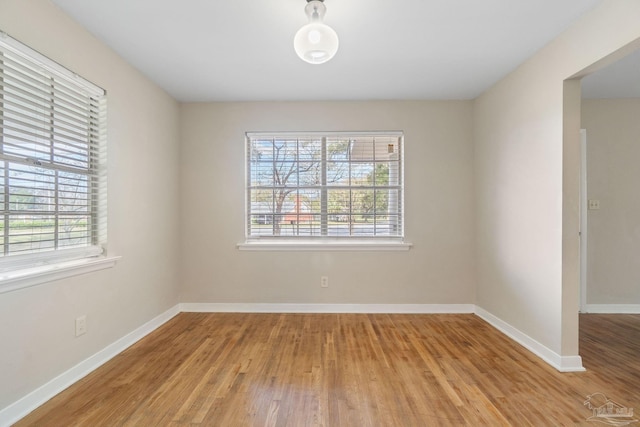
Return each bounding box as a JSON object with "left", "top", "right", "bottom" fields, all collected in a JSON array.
[{"left": 14, "top": 313, "right": 640, "bottom": 426}]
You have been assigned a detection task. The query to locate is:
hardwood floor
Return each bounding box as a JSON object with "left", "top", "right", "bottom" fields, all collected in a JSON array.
[{"left": 15, "top": 313, "right": 640, "bottom": 426}]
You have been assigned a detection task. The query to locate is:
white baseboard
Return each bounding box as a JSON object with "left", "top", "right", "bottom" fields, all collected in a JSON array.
[
  {"left": 582, "top": 304, "right": 640, "bottom": 314},
  {"left": 474, "top": 306, "right": 585, "bottom": 372},
  {"left": 0, "top": 304, "right": 181, "bottom": 427},
  {"left": 185, "top": 303, "right": 586, "bottom": 372},
  {"left": 180, "top": 303, "right": 476, "bottom": 314}
]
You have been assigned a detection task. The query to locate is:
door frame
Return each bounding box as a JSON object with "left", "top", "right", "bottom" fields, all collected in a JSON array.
[{"left": 579, "top": 129, "right": 588, "bottom": 312}]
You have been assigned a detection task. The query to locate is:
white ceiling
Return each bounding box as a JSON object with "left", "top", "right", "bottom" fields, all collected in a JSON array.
[{"left": 49, "top": 0, "right": 612, "bottom": 102}]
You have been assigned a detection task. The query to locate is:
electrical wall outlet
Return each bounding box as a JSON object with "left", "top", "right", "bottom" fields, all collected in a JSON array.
[
  {"left": 588, "top": 199, "right": 600, "bottom": 210},
  {"left": 321, "top": 276, "right": 329, "bottom": 288},
  {"left": 75, "top": 315, "right": 87, "bottom": 337}
]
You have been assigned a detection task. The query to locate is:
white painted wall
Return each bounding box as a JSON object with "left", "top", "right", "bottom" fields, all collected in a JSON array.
[
  {"left": 179, "top": 101, "right": 476, "bottom": 305},
  {"left": 474, "top": 1, "right": 640, "bottom": 358},
  {"left": 582, "top": 98, "right": 640, "bottom": 305},
  {"left": 0, "top": 0, "right": 181, "bottom": 411}
]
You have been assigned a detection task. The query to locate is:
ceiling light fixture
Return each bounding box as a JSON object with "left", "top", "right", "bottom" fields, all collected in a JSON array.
[{"left": 294, "top": 0, "right": 339, "bottom": 65}]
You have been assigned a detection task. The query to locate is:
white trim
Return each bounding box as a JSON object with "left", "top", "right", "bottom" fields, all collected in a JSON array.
[
  {"left": 474, "top": 306, "right": 585, "bottom": 372},
  {"left": 582, "top": 304, "right": 640, "bottom": 314},
  {"left": 580, "top": 129, "right": 588, "bottom": 312},
  {"left": 180, "top": 303, "right": 474, "bottom": 314},
  {"left": 0, "top": 256, "right": 121, "bottom": 295},
  {"left": 0, "top": 304, "right": 181, "bottom": 427},
  {"left": 246, "top": 130, "right": 404, "bottom": 139},
  {"left": 245, "top": 132, "right": 406, "bottom": 241},
  {"left": 238, "top": 241, "right": 412, "bottom": 251},
  {"left": 0, "top": 246, "right": 104, "bottom": 273}
]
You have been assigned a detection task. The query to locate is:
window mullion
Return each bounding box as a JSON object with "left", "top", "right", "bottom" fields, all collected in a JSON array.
[
  {"left": 295, "top": 138, "right": 300, "bottom": 236},
  {"left": 321, "top": 137, "right": 327, "bottom": 236},
  {"left": 54, "top": 171, "right": 60, "bottom": 249},
  {"left": 372, "top": 138, "right": 377, "bottom": 236},
  {"left": 348, "top": 139, "right": 353, "bottom": 236},
  {"left": 271, "top": 139, "right": 277, "bottom": 236}
]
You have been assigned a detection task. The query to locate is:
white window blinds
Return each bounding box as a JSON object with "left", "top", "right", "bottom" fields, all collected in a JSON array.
[
  {"left": 0, "top": 32, "right": 106, "bottom": 269},
  {"left": 246, "top": 132, "right": 404, "bottom": 240}
]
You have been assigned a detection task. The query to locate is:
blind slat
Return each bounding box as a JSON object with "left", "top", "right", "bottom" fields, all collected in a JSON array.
[
  {"left": 0, "top": 89, "right": 101, "bottom": 137},
  {"left": 0, "top": 66, "right": 101, "bottom": 119},
  {"left": 0, "top": 102, "right": 100, "bottom": 141}
]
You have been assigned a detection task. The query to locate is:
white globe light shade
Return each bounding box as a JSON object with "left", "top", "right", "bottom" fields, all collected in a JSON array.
[{"left": 294, "top": 21, "right": 339, "bottom": 64}]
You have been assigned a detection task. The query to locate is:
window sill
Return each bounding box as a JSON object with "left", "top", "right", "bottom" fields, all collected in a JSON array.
[
  {"left": 237, "top": 240, "right": 413, "bottom": 252},
  {"left": 0, "top": 256, "right": 121, "bottom": 295}
]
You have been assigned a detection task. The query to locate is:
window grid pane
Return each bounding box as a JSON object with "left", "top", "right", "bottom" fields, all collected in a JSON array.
[
  {"left": 247, "top": 133, "right": 403, "bottom": 238},
  {"left": 0, "top": 35, "right": 106, "bottom": 261}
]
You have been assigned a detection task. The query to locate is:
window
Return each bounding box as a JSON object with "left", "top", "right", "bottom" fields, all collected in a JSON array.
[
  {"left": 246, "top": 132, "right": 404, "bottom": 242},
  {"left": 0, "top": 33, "right": 106, "bottom": 272}
]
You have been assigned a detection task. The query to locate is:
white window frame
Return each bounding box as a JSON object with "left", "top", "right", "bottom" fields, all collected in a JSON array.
[
  {"left": 240, "top": 131, "right": 411, "bottom": 251},
  {"left": 0, "top": 32, "right": 117, "bottom": 293}
]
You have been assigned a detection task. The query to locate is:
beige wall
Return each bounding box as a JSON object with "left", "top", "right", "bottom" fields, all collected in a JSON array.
[
  {"left": 4, "top": 0, "right": 640, "bottom": 416},
  {"left": 0, "top": 0, "right": 181, "bottom": 410},
  {"left": 179, "top": 101, "right": 476, "bottom": 305},
  {"left": 474, "top": 1, "right": 640, "bottom": 357},
  {"left": 582, "top": 98, "right": 640, "bottom": 305}
]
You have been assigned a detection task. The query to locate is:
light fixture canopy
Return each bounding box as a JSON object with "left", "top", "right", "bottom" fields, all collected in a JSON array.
[{"left": 294, "top": 0, "right": 339, "bottom": 65}]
